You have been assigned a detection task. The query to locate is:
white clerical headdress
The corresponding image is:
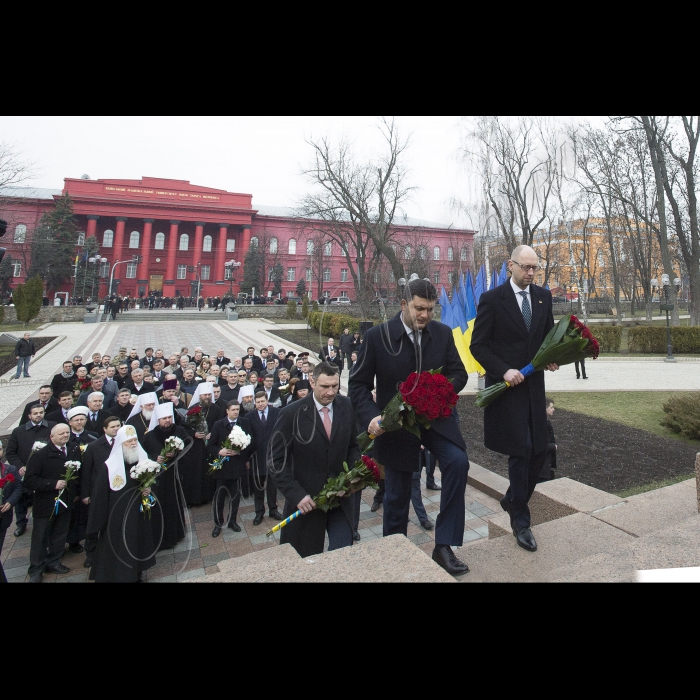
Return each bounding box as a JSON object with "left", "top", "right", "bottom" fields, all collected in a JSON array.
[
  {"left": 127, "top": 391, "right": 159, "bottom": 421},
  {"left": 105, "top": 424, "right": 148, "bottom": 491},
  {"left": 149, "top": 401, "right": 174, "bottom": 432},
  {"left": 190, "top": 382, "right": 214, "bottom": 406}
]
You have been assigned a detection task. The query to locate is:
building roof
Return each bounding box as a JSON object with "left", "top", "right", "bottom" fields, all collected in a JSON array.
[
  {"left": 254, "top": 204, "right": 461, "bottom": 231},
  {"left": 0, "top": 186, "right": 62, "bottom": 200}
]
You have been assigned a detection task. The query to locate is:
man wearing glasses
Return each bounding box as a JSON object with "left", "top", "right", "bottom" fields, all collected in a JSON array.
[{"left": 471, "top": 245, "right": 559, "bottom": 554}]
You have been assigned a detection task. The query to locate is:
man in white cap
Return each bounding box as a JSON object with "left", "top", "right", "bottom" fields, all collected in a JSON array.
[
  {"left": 142, "top": 402, "right": 189, "bottom": 551},
  {"left": 86, "top": 424, "right": 157, "bottom": 583},
  {"left": 126, "top": 392, "right": 158, "bottom": 441},
  {"left": 181, "top": 382, "right": 224, "bottom": 506}
]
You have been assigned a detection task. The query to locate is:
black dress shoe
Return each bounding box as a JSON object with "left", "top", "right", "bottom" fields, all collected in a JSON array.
[
  {"left": 353, "top": 530, "right": 361, "bottom": 541},
  {"left": 45, "top": 564, "right": 70, "bottom": 574},
  {"left": 269, "top": 510, "right": 284, "bottom": 521},
  {"left": 420, "top": 519, "right": 434, "bottom": 530},
  {"left": 212, "top": 526, "right": 222, "bottom": 538},
  {"left": 431, "top": 546, "right": 469, "bottom": 575},
  {"left": 84, "top": 558, "right": 93, "bottom": 569},
  {"left": 29, "top": 572, "right": 42, "bottom": 583},
  {"left": 228, "top": 521, "right": 241, "bottom": 532},
  {"left": 370, "top": 500, "right": 382, "bottom": 512},
  {"left": 513, "top": 526, "right": 537, "bottom": 552},
  {"left": 68, "top": 543, "right": 84, "bottom": 554},
  {"left": 253, "top": 513, "right": 264, "bottom": 526},
  {"left": 14, "top": 524, "right": 26, "bottom": 537},
  {"left": 426, "top": 483, "right": 442, "bottom": 490}
]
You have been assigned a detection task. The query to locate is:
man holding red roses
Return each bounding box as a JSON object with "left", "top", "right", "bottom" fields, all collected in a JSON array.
[{"left": 349, "top": 279, "right": 471, "bottom": 576}]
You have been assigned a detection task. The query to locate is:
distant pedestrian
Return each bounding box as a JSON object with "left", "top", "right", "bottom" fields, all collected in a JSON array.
[
  {"left": 575, "top": 359, "right": 587, "bottom": 379},
  {"left": 14, "top": 332, "right": 36, "bottom": 379},
  {"left": 538, "top": 398, "right": 558, "bottom": 482}
]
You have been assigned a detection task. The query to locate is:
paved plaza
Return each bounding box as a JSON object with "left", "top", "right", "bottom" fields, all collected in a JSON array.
[{"left": 1, "top": 313, "right": 698, "bottom": 582}]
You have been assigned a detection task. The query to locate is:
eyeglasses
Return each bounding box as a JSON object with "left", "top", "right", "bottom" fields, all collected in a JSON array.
[{"left": 510, "top": 260, "right": 540, "bottom": 273}]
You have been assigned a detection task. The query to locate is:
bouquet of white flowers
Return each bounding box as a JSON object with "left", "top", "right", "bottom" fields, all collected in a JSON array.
[
  {"left": 53, "top": 460, "right": 81, "bottom": 516},
  {"left": 31, "top": 441, "right": 47, "bottom": 455},
  {"left": 208, "top": 425, "right": 251, "bottom": 474},
  {"left": 159, "top": 435, "right": 185, "bottom": 469},
  {"left": 129, "top": 459, "right": 162, "bottom": 516}
]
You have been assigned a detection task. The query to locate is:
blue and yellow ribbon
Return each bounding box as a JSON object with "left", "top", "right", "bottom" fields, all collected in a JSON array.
[{"left": 265, "top": 509, "right": 301, "bottom": 538}]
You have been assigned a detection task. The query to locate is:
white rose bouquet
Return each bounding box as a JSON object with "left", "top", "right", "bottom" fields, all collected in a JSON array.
[
  {"left": 208, "top": 425, "right": 251, "bottom": 474},
  {"left": 53, "top": 460, "right": 81, "bottom": 516},
  {"left": 159, "top": 435, "right": 184, "bottom": 469},
  {"left": 129, "top": 459, "right": 162, "bottom": 516}
]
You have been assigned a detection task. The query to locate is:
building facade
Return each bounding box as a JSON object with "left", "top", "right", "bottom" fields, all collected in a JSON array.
[{"left": 1, "top": 176, "right": 474, "bottom": 301}]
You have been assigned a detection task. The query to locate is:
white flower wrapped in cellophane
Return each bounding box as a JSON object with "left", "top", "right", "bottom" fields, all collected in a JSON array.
[
  {"left": 31, "top": 441, "right": 47, "bottom": 454},
  {"left": 164, "top": 436, "right": 185, "bottom": 452},
  {"left": 228, "top": 425, "right": 251, "bottom": 451},
  {"left": 130, "top": 459, "right": 161, "bottom": 516}
]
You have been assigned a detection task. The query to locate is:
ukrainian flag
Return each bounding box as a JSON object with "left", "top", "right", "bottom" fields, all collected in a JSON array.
[{"left": 460, "top": 273, "right": 484, "bottom": 375}]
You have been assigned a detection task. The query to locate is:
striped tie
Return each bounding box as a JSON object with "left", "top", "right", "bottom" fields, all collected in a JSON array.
[{"left": 519, "top": 291, "right": 531, "bottom": 331}]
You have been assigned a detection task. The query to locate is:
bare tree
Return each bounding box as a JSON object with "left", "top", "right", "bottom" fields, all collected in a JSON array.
[{"left": 300, "top": 117, "right": 415, "bottom": 314}]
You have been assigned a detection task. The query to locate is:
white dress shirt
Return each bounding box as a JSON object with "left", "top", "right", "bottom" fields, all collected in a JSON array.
[{"left": 510, "top": 278, "right": 531, "bottom": 312}]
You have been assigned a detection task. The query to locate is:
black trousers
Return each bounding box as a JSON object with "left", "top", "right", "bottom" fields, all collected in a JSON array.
[
  {"left": 28, "top": 512, "right": 72, "bottom": 574},
  {"left": 212, "top": 479, "right": 241, "bottom": 527},
  {"left": 421, "top": 449, "right": 438, "bottom": 486},
  {"left": 67, "top": 500, "right": 88, "bottom": 545},
  {"left": 505, "top": 421, "right": 546, "bottom": 529},
  {"left": 14, "top": 490, "right": 32, "bottom": 527},
  {"left": 253, "top": 474, "right": 279, "bottom": 515}
]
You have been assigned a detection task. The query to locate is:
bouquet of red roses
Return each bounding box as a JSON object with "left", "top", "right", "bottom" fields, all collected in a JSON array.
[
  {"left": 475, "top": 313, "right": 600, "bottom": 408},
  {"left": 357, "top": 368, "right": 459, "bottom": 453},
  {"left": 0, "top": 473, "right": 16, "bottom": 499},
  {"left": 265, "top": 455, "right": 384, "bottom": 538},
  {"left": 186, "top": 404, "right": 208, "bottom": 433},
  {"left": 72, "top": 377, "right": 92, "bottom": 405}
]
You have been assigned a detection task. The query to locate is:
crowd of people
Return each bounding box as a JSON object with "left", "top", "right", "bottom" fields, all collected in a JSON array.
[{"left": 2, "top": 246, "right": 561, "bottom": 581}]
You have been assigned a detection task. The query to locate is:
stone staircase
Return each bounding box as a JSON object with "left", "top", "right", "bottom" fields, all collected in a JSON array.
[{"left": 189, "top": 457, "right": 700, "bottom": 584}]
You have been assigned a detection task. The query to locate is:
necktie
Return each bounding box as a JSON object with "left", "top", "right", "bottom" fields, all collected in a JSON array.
[
  {"left": 62, "top": 446, "right": 67, "bottom": 456},
  {"left": 91, "top": 413, "right": 97, "bottom": 422},
  {"left": 320, "top": 406, "right": 332, "bottom": 439},
  {"left": 519, "top": 291, "right": 532, "bottom": 330},
  {"left": 110, "top": 438, "right": 115, "bottom": 446},
  {"left": 260, "top": 411, "right": 266, "bottom": 427}
]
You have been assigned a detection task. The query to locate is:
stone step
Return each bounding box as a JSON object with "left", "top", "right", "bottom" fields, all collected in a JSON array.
[
  {"left": 588, "top": 477, "right": 696, "bottom": 537},
  {"left": 216, "top": 542, "right": 301, "bottom": 574},
  {"left": 190, "top": 534, "right": 455, "bottom": 583}
]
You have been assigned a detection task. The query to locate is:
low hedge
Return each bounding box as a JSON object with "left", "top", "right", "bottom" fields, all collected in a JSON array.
[
  {"left": 660, "top": 392, "right": 700, "bottom": 440},
  {"left": 628, "top": 326, "right": 700, "bottom": 354},
  {"left": 592, "top": 326, "right": 622, "bottom": 353},
  {"left": 308, "top": 311, "right": 360, "bottom": 338}
]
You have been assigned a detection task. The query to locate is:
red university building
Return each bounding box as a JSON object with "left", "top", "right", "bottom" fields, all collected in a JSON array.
[{"left": 0, "top": 176, "right": 474, "bottom": 301}]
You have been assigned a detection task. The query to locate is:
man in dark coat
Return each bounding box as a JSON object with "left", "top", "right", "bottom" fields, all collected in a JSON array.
[
  {"left": 271, "top": 363, "right": 360, "bottom": 558},
  {"left": 470, "top": 245, "right": 559, "bottom": 553},
  {"left": 83, "top": 392, "right": 118, "bottom": 435},
  {"left": 245, "top": 392, "right": 282, "bottom": 524},
  {"left": 25, "top": 424, "right": 76, "bottom": 582},
  {"left": 339, "top": 327, "right": 354, "bottom": 369},
  {"left": 46, "top": 392, "right": 73, "bottom": 425},
  {"left": 214, "top": 349, "right": 230, "bottom": 367},
  {"left": 206, "top": 401, "right": 251, "bottom": 536},
  {"left": 81, "top": 416, "right": 122, "bottom": 568},
  {"left": 5, "top": 404, "right": 55, "bottom": 537},
  {"left": 51, "top": 361, "right": 76, "bottom": 398},
  {"left": 77, "top": 377, "right": 117, "bottom": 409},
  {"left": 142, "top": 403, "right": 189, "bottom": 551},
  {"left": 349, "top": 278, "right": 471, "bottom": 576},
  {"left": 111, "top": 388, "right": 135, "bottom": 423},
  {"left": 19, "top": 386, "right": 58, "bottom": 425},
  {"left": 86, "top": 425, "right": 157, "bottom": 582},
  {"left": 13, "top": 332, "right": 36, "bottom": 379}
]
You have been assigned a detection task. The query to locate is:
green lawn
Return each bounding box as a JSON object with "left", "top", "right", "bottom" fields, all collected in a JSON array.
[
  {"left": 549, "top": 391, "right": 699, "bottom": 444},
  {"left": 0, "top": 323, "right": 43, "bottom": 332}
]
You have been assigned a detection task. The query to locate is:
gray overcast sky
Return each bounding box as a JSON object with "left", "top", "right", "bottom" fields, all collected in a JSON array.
[{"left": 0, "top": 116, "right": 598, "bottom": 229}]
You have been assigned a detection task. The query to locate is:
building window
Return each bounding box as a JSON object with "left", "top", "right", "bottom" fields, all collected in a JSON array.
[
  {"left": 433, "top": 246, "right": 440, "bottom": 261},
  {"left": 201, "top": 265, "right": 210, "bottom": 280},
  {"left": 324, "top": 241, "right": 332, "bottom": 256},
  {"left": 341, "top": 268, "right": 348, "bottom": 282},
  {"left": 77, "top": 232, "right": 86, "bottom": 246},
  {"left": 99, "top": 262, "right": 109, "bottom": 278},
  {"left": 129, "top": 231, "right": 140, "bottom": 248},
  {"left": 434, "top": 272, "right": 440, "bottom": 284},
  {"left": 13, "top": 224, "right": 26, "bottom": 243},
  {"left": 447, "top": 272, "right": 454, "bottom": 285},
  {"left": 203, "top": 235, "right": 212, "bottom": 252},
  {"left": 250, "top": 237, "right": 259, "bottom": 248},
  {"left": 419, "top": 246, "right": 427, "bottom": 260},
  {"left": 155, "top": 232, "right": 165, "bottom": 249},
  {"left": 373, "top": 273, "right": 379, "bottom": 283},
  {"left": 404, "top": 245, "right": 412, "bottom": 260},
  {"left": 323, "top": 268, "right": 331, "bottom": 282},
  {"left": 179, "top": 234, "right": 189, "bottom": 251},
  {"left": 447, "top": 247, "right": 454, "bottom": 261},
  {"left": 600, "top": 273, "right": 606, "bottom": 287},
  {"left": 305, "top": 268, "right": 312, "bottom": 282},
  {"left": 288, "top": 238, "right": 296, "bottom": 255},
  {"left": 177, "top": 264, "right": 187, "bottom": 279},
  {"left": 126, "top": 262, "right": 137, "bottom": 278},
  {"left": 226, "top": 238, "right": 235, "bottom": 253},
  {"left": 103, "top": 230, "right": 114, "bottom": 247},
  {"left": 287, "top": 267, "right": 296, "bottom": 282},
  {"left": 390, "top": 271, "right": 395, "bottom": 283},
  {"left": 270, "top": 237, "right": 278, "bottom": 254},
  {"left": 460, "top": 247, "right": 467, "bottom": 261},
  {"left": 340, "top": 291, "right": 348, "bottom": 298},
  {"left": 306, "top": 240, "right": 314, "bottom": 255},
  {"left": 12, "top": 261, "right": 21, "bottom": 277}
]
